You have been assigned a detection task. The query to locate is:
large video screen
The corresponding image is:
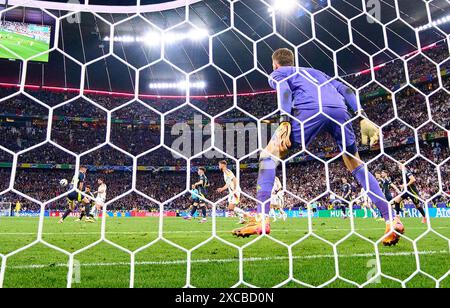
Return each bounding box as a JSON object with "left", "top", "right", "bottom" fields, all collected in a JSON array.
[{"left": 0, "top": 21, "right": 51, "bottom": 62}]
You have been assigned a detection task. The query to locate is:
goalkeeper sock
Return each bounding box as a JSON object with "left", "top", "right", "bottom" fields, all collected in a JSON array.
[
  {"left": 62, "top": 209, "right": 72, "bottom": 220},
  {"left": 341, "top": 206, "right": 346, "bottom": 216},
  {"left": 352, "top": 165, "right": 394, "bottom": 222},
  {"left": 257, "top": 157, "right": 277, "bottom": 216}
]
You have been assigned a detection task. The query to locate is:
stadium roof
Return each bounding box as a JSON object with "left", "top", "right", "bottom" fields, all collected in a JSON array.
[{"left": 0, "top": 0, "right": 449, "bottom": 96}]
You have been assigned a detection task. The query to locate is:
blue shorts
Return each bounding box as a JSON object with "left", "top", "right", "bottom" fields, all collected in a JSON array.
[
  {"left": 68, "top": 191, "right": 82, "bottom": 202},
  {"left": 291, "top": 107, "right": 358, "bottom": 154},
  {"left": 384, "top": 193, "right": 393, "bottom": 202}
]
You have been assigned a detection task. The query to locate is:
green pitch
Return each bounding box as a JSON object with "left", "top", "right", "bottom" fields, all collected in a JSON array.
[
  {"left": 0, "top": 216, "right": 449, "bottom": 288},
  {"left": 0, "top": 31, "right": 49, "bottom": 62}
]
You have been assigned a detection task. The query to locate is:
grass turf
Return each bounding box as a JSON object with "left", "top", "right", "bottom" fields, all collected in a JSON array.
[
  {"left": 0, "top": 216, "right": 448, "bottom": 288},
  {"left": 0, "top": 31, "right": 49, "bottom": 62}
]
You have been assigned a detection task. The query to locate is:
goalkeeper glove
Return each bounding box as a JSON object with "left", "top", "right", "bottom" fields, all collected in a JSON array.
[
  {"left": 360, "top": 110, "right": 379, "bottom": 147},
  {"left": 262, "top": 120, "right": 292, "bottom": 159}
]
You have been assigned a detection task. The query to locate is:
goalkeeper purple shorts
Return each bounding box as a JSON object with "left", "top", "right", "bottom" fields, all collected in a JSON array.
[{"left": 291, "top": 107, "right": 358, "bottom": 154}]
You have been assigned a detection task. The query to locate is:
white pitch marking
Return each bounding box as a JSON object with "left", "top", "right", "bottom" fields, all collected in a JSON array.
[
  {"left": 0, "top": 226, "right": 449, "bottom": 236},
  {"left": 5, "top": 250, "right": 448, "bottom": 270}
]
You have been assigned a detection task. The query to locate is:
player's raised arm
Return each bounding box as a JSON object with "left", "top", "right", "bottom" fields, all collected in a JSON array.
[
  {"left": 390, "top": 182, "right": 401, "bottom": 194},
  {"left": 344, "top": 189, "right": 351, "bottom": 199},
  {"left": 269, "top": 71, "right": 293, "bottom": 117},
  {"left": 325, "top": 74, "right": 379, "bottom": 146},
  {"left": 231, "top": 175, "right": 238, "bottom": 193},
  {"left": 407, "top": 173, "right": 416, "bottom": 186},
  {"left": 260, "top": 49, "right": 296, "bottom": 160},
  {"left": 98, "top": 185, "right": 105, "bottom": 194},
  {"left": 216, "top": 181, "right": 229, "bottom": 193},
  {"left": 194, "top": 179, "right": 204, "bottom": 187},
  {"left": 328, "top": 77, "right": 359, "bottom": 113}
]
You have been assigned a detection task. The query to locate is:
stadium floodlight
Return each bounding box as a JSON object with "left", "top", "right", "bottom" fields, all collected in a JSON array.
[
  {"left": 144, "top": 32, "right": 162, "bottom": 46},
  {"left": 268, "top": 0, "right": 298, "bottom": 14},
  {"left": 103, "top": 35, "right": 137, "bottom": 43},
  {"left": 417, "top": 15, "right": 450, "bottom": 31},
  {"left": 2, "top": 0, "right": 449, "bottom": 291},
  {"left": 190, "top": 28, "right": 209, "bottom": 41},
  {"left": 149, "top": 81, "right": 206, "bottom": 90},
  {"left": 104, "top": 29, "right": 209, "bottom": 45}
]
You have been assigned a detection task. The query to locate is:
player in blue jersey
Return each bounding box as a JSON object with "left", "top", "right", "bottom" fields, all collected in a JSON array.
[
  {"left": 393, "top": 162, "right": 427, "bottom": 224},
  {"left": 232, "top": 48, "right": 404, "bottom": 246},
  {"left": 185, "top": 184, "right": 206, "bottom": 221},
  {"left": 58, "top": 166, "right": 90, "bottom": 224},
  {"left": 196, "top": 167, "right": 209, "bottom": 223},
  {"left": 76, "top": 184, "right": 96, "bottom": 223},
  {"left": 184, "top": 167, "right": 209, "bottom": 223}
]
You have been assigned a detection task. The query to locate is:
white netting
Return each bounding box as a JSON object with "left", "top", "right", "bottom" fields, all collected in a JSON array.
[{"left": 0, "top": 0, "right": 449, "bottom": 288}]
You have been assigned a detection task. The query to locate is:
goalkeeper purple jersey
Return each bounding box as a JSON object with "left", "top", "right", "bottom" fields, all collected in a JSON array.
[
  {"left": 268, "top": 66, "right": 359, "bottom": 114},
  {"left": 258, "top": 66, "right": 394, "bottom": 224}
]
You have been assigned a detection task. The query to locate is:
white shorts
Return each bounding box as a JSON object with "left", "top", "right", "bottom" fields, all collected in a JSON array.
[
  {"left": 95, "top": 197, "right": 106, "bottom": 206},
  {"left": 271, "top": 195, "right": 284, "bottom": 209},
  {"left": 228, "top": 193, "right": 240, "bottom": 206}
]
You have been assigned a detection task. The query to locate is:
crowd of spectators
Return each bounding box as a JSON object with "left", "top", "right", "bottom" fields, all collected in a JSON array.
[
  {"left": 1, "top": 42, "right": 449, "bottom": 212},
  {"left": 0, "top": 21, "right": 50, "bottom": 44},
  {"left": 3, "top": 140, "right": 448, "bottom": 212}
]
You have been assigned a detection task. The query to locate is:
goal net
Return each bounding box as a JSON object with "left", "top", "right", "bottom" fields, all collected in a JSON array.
[{"left": 0, "top": 0, "right": 449, "bottom": 289}]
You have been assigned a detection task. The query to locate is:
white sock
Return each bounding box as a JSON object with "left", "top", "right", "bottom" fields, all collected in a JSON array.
[
  {"left": 370, "top": 208, "right": 378, "bottom": 218},
  {"left": 269, "top": 208, "right": 276, "bottom": 217},
  {"left": 233, "top": 207, "right": 245, "bottom": 219}
]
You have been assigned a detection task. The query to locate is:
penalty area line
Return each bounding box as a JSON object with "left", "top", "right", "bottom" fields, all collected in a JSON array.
[
  {"left": 1, "top": 225, "right": 450, "bottom": 236},
  {"left": 5, "top": 250, "right": 448, "bottom": 270}
]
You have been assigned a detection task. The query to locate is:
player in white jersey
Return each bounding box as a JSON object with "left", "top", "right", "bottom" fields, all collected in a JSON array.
[
  {"left": 91, "top": 178, "right": 107, "bottom": 218},
  {"left": 359, "top": 188, "right": 378, "bottom": 219},
  {"left": 216, "top": 160, "right": 250, "bottom": 224},
  {"left": 270, "top": 177, "right": 286, "bottom": 222}
]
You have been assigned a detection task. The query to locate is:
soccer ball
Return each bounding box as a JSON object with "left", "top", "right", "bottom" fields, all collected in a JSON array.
[{"left": 60, "top": 179, "right": 68, "bottom": 187}]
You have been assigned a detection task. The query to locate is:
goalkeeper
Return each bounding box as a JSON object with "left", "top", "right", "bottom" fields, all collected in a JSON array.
[{"left": 233, "top": 48, "right": 404, "bottom": 246}]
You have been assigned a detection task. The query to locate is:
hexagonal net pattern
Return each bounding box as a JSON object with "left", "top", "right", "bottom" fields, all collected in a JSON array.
[{"left": 0, "top": 0, "right": 449, "bottom": 288}]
